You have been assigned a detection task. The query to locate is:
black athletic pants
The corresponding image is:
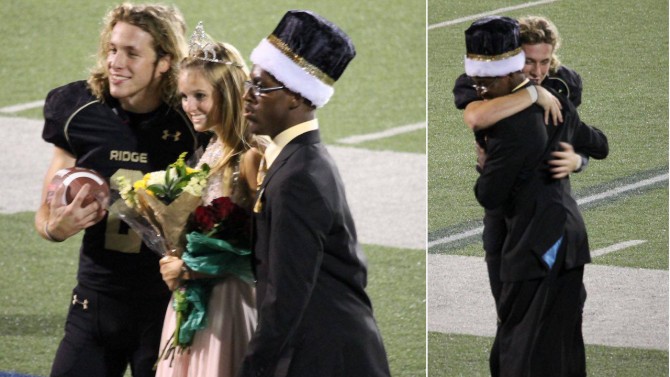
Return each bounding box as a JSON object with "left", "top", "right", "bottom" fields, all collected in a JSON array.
[{"left": 50, "top": 284, "right": 170, "bottom": 377}]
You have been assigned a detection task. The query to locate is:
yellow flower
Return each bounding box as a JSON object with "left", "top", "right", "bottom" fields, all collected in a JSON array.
[{"left": 134, "top": 179, "right": 147, "bottom": 191}]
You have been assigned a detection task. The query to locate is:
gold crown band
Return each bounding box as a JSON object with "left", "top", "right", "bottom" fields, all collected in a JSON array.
[
  {"left": 466, "top": 46, "right": 523, "bottom": 62},
  {"left": 267, "top": 34, "right": 335, "bottom": 86}
]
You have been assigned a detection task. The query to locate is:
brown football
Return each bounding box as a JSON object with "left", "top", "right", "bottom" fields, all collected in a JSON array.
[{"left": 47, "top": 167, "right": 110, "bottom": 207}]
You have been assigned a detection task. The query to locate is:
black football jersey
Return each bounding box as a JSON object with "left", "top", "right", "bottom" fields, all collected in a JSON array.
[
  {"left": 542, "top": 65, "right": 583, "bottom": 108},
  {"left": 43, "top": 80, "right": 209, "bottom": 297}
]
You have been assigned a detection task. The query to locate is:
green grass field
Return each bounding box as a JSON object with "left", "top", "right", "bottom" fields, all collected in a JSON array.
[
  {"left": 0, "top": 213, "right": 426, "bottom": 376},
  {"left": 0, "top": 0, "right": 426, "bottom": 152},
  {"left": 0, "top": 1, "right": 426, "bottom": 376},
  {"left": 428, "top": 0, "right": 668, "bottom": 375},
  {"left": 429, "top": 333, "right": 669, "bottom": 377}
]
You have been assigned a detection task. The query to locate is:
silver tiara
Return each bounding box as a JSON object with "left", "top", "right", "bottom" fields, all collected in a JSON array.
[{"left": 188, "top": 21, "right": 242, "bottom": 67}]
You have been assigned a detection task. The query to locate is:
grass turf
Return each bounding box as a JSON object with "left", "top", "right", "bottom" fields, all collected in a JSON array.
[
  {"left": 0, "top": 213, "right": 426, "bottom": 376},
  {"left": 0, "top": 0, "right": 425, "bottom": 152},
  {"left": 427, "top": 0, "right": 668, "bottom": 231},
  {"left": 428, "top": 332, "right": 669, "bottom": 377},
  {"left": 430, "top": 187, "right": 669, "bottom": 270}
]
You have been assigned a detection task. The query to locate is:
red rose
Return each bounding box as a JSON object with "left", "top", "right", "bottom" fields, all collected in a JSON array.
[
  {"left": 193, "top": 206, "right": 216, "bottom": 232},
  {"left": 211, "top": 197, "right": 236, "bottom": 220}
]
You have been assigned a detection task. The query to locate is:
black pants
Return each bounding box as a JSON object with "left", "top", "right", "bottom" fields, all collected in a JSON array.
[
  {"left": 50, "top": 284, "right": 170, "bottom": 377},
  {"left": 489, "top": 245, "right": 586, "bottom": 377}
]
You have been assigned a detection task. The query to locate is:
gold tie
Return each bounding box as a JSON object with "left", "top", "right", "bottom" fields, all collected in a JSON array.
[
  {"left": 254, "top": 157, "right": 267, "bottom": 213},
  {"left": 256, "top": 157, "right": 267, "bottom": 190}
]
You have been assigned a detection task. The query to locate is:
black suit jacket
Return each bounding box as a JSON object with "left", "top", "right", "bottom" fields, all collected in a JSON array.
[
  {"left": 545, "top": 91, "right": 608, "bottom": 269},
  {"left": 239, "top": 130, "right": 390, "bottom": 377},
  {"left": 475, "top": 87, "right": 608, "bottom": 282},
  {"left": 474, "top": 103, "right": 566, "bottom": 282}
]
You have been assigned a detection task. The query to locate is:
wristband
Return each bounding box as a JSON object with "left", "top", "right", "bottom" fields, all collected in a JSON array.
[
  {"left": 526, "top": 85, "right": 538, "bottom": 103},
  {"left": 44, "top": 221, "right": 64, "bottom": 242},
  {"left": 574, "top": 154, "right": 589, "bottom": 173}
]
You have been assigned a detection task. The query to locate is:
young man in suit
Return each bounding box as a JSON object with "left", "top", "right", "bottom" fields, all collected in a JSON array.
[
  {"left": 466, "top": 16, "right": 604, "bottom": 377},
  {"left": 238, "top": 10, "right": 391, "bottom": 377},
  {"left": 456, "top": 15, "right": 609, "bottom": 376}
]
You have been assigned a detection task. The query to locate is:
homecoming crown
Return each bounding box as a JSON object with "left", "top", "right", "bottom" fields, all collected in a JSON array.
[{"left": 188, "top": 21, "right": 243, "bottom": 67}]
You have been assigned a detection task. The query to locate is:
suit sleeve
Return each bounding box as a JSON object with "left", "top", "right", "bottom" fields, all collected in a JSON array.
[
  {"left": 572, "top": 122, "right": 609, "bottom": 160},
  {"left": 241, "top": 173, "right": 332, "bottom": 377},
  {"left": 561, "top": 99, "right": 609, "bottom": 160},
  {"left": 474, "top": 119, "right": 531, "bottom": 210}
]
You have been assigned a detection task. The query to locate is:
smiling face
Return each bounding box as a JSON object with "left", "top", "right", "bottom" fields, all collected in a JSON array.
[
  {"left": 106, "top": 21, "right": 170, "bottom": 112},
  {"left": 178, "top": 67, "right": 221, "bottom": 133}
]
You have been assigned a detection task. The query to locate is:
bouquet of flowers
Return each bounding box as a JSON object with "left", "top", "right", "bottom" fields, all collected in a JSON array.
[
  {"left": 111, "top": 152, "right": 209, "bottom": 256},
  {"left": 169, "top": 196, "right": 254, "bottom": 349}
]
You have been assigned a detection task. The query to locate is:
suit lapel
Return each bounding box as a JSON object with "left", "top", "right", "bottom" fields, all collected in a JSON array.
[
  {"left": 253, "top": 130, "right": 320, "bottom": 213},
  {"left": 261, "top": 130, "right": 321, "bottom": 190}
]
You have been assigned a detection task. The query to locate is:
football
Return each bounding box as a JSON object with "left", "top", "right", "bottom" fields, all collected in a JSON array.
[{"left": 47, "top": 167, "right": 110, "bottom": 207}]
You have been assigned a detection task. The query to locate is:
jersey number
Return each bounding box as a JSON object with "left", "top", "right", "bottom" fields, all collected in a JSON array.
[{"left": 104, "top": 169, "right": 145, "bottom": 253}]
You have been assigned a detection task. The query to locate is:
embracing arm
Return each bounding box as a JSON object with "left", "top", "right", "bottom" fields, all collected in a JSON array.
[
  {"left": 464, "top": 85, "right": 563, "bottom": 131},
  {"left": 548, "top": 143, "right": 587, "bottom": 179},
  {"left": 571, "top": 122, "right": 609, "bottom": 160},
  {"left": 34, "top": 146, "right": 105, "bottom": 242},
  {"left": 548, "top": 104, "right": 608, "bottom": 179}
]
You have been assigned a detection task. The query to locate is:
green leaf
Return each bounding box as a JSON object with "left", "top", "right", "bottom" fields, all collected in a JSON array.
[{"left": 147, "top": 184, "right": 166, "bottom": 196}]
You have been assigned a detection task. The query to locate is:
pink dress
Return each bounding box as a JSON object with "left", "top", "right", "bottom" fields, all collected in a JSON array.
[{"left": 155, "top": 140, "right": 257, "bottom": 377}]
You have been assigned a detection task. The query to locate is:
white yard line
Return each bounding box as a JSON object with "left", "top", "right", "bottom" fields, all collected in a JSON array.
[
  {"left": 427, "top": 226, "right": 483, "bottom": 248},
  {"left": 428, "top": 0, "right": 559, "bottom": 30},
  {"left": 0, "top": 100, "right": 45, "bottom": 113},
  {"left": 429, "top": 173, "right": 668, "bottom": 249},
  {"left": 337, "top": 122, "right": 426, "bottom": 144},
  {"left": 591, "top": 240, "right": 647, "bottom": 258},
  {"left": 0, "top": 115, "right": 427, "bottom": 250},
  {"left": 577, "top": 174, "right": 669, "bottom": 205}
]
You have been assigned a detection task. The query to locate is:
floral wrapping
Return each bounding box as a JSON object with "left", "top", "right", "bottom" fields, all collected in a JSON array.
[
  {"left": 112, "top": 152, "right": 254, "bottom": 355},
  {"left": 111, "top": 152, "right": 209, "bottom": 256},
  {"left": 172, "top": 196, "right": 253, "bottom": 348}
]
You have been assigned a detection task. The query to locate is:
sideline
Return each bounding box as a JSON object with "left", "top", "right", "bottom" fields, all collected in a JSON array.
[
  {"left": 428, "top": 254, "right": 669, "bottom": 350},
  {"left": 337, "top": 122, "right": 426, "bottom": 145},
  {"left": 1, "top": 100, "right": 426, "bottom": 147},
  {"left": 591, "top": 240, "right": 647, "bottom": 258},
  {"left": 0, "top": 100, "right": 44, "bottom": 113},
  {"left": 427, "top": 0, "right": 558, "bottom": 30},
  {"left": 0, "top": 115, "right": 427, "bottom": 250},
  {"left": 428, "top": 173, "right": 669, "bottom": 249}
]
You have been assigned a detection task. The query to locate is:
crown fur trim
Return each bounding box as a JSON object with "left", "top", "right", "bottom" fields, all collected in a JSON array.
[
  {"left": 464, "top": 49, "right": 525, "bottom": 77},
  {"left": 251, "top": 38, "right": 334, "bottom": 108}
]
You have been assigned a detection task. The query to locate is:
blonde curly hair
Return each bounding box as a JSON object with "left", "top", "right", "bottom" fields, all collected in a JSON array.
[
  {"left": 519, "top": 16, "right": 562, "bottom": 74},
  {"left": 87, "top": 3, "right": 187, "bottom": 107}
]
